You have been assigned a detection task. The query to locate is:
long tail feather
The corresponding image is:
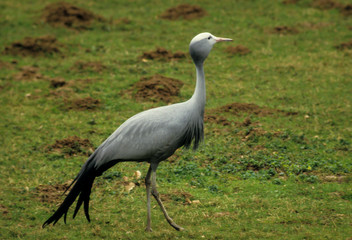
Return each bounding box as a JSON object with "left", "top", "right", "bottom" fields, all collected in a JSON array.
[{"left": 42, "top": 159, "right": 97, "bottom": 228}]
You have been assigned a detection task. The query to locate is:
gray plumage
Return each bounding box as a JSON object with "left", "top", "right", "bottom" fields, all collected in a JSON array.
[{"left": 42, "top": 32, "right": 232, "bottom": 231}]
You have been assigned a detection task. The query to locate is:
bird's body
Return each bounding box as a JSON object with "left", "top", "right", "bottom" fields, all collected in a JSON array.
[{"left": 43, "top": 32, "right": 232, "bottom": 231}]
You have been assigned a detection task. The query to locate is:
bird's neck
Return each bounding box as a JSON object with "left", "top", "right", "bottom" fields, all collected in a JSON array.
[{"left": 190, "top": 61, "right": 206, "bottom": 112}]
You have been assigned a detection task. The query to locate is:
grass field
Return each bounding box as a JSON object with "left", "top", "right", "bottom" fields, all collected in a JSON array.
[{"left": 1, "top": 0, "right": 352, "bottom": 239}]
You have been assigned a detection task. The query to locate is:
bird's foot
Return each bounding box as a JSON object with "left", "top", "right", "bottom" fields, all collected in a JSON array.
[{"left": 145, "top": 227, "right": 153, "bottom": 232}]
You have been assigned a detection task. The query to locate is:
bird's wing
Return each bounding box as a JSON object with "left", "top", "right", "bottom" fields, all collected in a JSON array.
[{"left": 93, "top": 103, "right": 190, "bottom": 167}]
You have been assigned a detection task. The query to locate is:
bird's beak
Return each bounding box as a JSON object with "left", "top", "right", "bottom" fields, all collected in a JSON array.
[{"left": 215, "top": 37, "right": 233, "bottom": 42}]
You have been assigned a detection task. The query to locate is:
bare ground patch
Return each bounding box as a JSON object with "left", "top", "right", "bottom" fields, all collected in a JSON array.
[
  {"left": 42, "top": 1, "right": 105, "bottom": 29},
  {"left": 3, "top": 35, "right": 63, "bottom": 57},
  {"left": 161, "top": 190, "right": 194, "bottom": 205},
  {"left": 212, "top": 102, "right": 298, "bottom": 117},
  {"left": 126, "top": 74, "right": 184, "bottom": 103},
  {"left": 311, "top": 0, "right": 342, "bottom": 10},
  {"left": 63, "top": 96, "right": 101, "bottom": 111},
  {"left": 34, "top": 181, "right": 71, "bottom": 203},
  {"left": 225, "top": 45, "right": 251, "bottom": 56},
  {"left": 46, "top": 135, "right": 94, "bottom": 156},
  {"left": 13, "top": 66, "right": 45, "bottom": 81},
  {"left": 71, "top": 61, "right": 107, "bottom": 73},
  {"left": 269, "top": 26, "right": 300, "bottom": 35},
  {"left": 160, "top": 4, "right": 207, "bottom": 20},
  {"left": 140, "top": 47, "right": 186, "bottom": 61},
  {"left": 335, "top": 39, "right": 352, "bottom": 50},
  {"left": 204, "top": 114, "right": 231, "bottom": 126}
]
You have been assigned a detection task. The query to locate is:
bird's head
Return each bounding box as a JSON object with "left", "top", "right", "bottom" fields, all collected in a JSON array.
[{"left": 189, "top": 32, "right": 232, "bottom": 63}]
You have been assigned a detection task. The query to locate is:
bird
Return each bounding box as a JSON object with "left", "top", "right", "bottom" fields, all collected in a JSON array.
[{"left": 42, "top": 32, "right": 232, "bottom": 232}]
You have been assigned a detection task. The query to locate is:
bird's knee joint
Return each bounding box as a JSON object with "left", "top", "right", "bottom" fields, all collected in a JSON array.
[{"left": 151, "top": 189, "right": 159, "bottom": 197}]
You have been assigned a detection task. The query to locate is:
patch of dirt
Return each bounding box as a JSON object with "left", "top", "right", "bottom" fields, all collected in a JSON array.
[
  {"left": 71, "top": 61, "right": 107, "bottom": 73},
  {"left": 340, "top": 4, "right": 352, "bottom": 16},
  {"left": 64, "top": 97, "right": 101, "bottom": 110},
  {"left": 140, "top": 47, "right": 186, "bottom": 61},
  {"left": 42, "top": 1, "right": 105, "bottom": 29},
  {"left": 225, "top": 45, "right": 251, "bottom": 56},
  {"left": 0, "top": 204, "right": 9, "bottom": 216},
  {"left": 270, "top": 26, "right": 299, "bottom": 35},
  {"left": 48, "top": 78, "right": 95, "bottom": 99},
  {"left": 13, "top": 66, "right": 45, "bottom": 81},
  {"left": 214, "top": 102, "right": 298, "bottom": 117},
  {"left": 298, "top": 22, "right": 333, "bottom": 30},
  {"left": 282, "top": 0, "right": 300, "bottom": 4},
  {"left": 34, "top": 181, "right": 71, "bottom": 203},
  {"left": 0, "top": 60, "right": 16, "bottom": 69},
  {"left": 49, "top": 77, "right": 67, "bottom": 88},
  {"left": 311, "top": 0, "right": 342, "bottom": 10},
  {"left": 160, "top": 4, "right": 207, "bottom": 20},
  {"left": 3, "top": 35, "right": 63, "bottom": 57},
  {"left": 204, "top": 114, "right": 231, "bottom": 126},
  {"left": 132, "top": 74, "right": 184, "bottom": 103},
  {"left": 335, "top": 40, "right": 352, "bottom": 50},
  {"left": 46, "top": 135, "right": 94, "bottom": 156},
  {"left": 161, "top": 190, "right": 193, "bottom": 205}
]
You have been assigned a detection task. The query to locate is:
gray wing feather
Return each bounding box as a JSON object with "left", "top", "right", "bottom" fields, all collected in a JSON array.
[{"left": 94, "top": 102, "right": 195, "bottom": 168}]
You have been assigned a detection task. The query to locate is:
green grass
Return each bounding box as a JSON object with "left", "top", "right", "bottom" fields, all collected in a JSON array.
[{"left": 1, "top": 0, "right": 352, "bottom": 239}]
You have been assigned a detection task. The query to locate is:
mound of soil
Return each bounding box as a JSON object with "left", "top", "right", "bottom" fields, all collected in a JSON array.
[
  {"left": 0, "top": 60, "right": 16, "bottom": 70},
  {"left": 13, "top": 66, "right": 45, "bottom": 81},
  {"left": 282, "top": 0, "right": 300, "bottom": 4},
  {"left": 271, "top": 26, "right": 299, "bottom": 35},
  {"left": 47, "top": 135, "right": 94, "bottom": 156},
  {"left": 161, "top": 190, "right": 193, "bottom": 205},
  {"left": 340, "top": 4, "right": 352, "bottom": 16},
  {"left": 42, "top": 1, "right": 105, "bottom": 29},
  {"left": 64, "top": 97, "right": 101, "bottom": 110},
  {"left": 225, "top": 45, "right": 251, "bottom": 56},
  {"left": 204, "top": 114, "right": 231, "bottom": 126},
  {"left": 71, "top": 61, "right": 107, "bottom": 73},
  {"left": 3, "top": 35, "right": 62, "bottom": 57},
  {"left": 311, "top": 0, "right": 342, "bottom": 10},
  {"left": 50, "top": 77, "right": 67, "bottom": 88},
  {"left": 140, "top": 47, "right": 186, "bottom": 61},
  {"left": 214, "top": 102, "right": 298, "bottom": 117},
  {"left": 160, "top": 4, "right": 207, "bottom": 20},
  {"left": 35, "top": 182, "right": 71, "bottom": 203},
  {"left": 335, "top": 40, "right": 352, "bottom": 50},
  {"left": 134, "top": 74, "right": 184, "bottom": 103}
]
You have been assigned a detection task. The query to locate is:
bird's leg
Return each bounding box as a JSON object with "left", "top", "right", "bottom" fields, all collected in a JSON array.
[
  {"left": 150, "top": 164, "right": 185, "bottom": 231},
  {"left": 145, "top": 166, "right": 152, "bottom": 232}
]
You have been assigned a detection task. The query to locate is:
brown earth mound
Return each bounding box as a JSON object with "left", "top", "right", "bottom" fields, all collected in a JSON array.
[
  {"left": 42, "top": 1, "right": 105, "bottom": 29},
  {"left": 50, "top": 77, "right": 67, "bottom": 88},
  {"left": 13, "top": 66, "right": 45, "bottom": 81},
  {"left": 47, "top": 135, "right": 94, "bottom": 156},
  {"left": 3, "top": 35, "right": 62, "bottom": 57},
  {"left": 71, "top": 61, "right": 107, "bottom": 73},
  {"left": 0, "top": 60, "right": 16, "bottom": 70},
  {"left": 271, "top": 26, "right": 299, "bottom": 35},
  {"left": 340, "top": 4, "right": 352, "bottom": 16},
  {"left": 161, "top": 190, "right": 193, "bottom": 205},
  {"left": 160, "top": 4, "right": 207, "bottom": 20},
  {"left": 311, "top": 0, "right": 342, "bottom": 10},
  {"left": 335, "top": 39, "right": 352, "bottom": 50},
  {"left": 140, "top": 47, "right": 186, "bottom": 61},
  {"left": 214, "top": 102, "right": 298, "bottom": 117},
  {"left": 225, "top": 45, "right": 251, "bottom": 56},
  {"left": 282, "top": 0, "right": 300, "bottom": 4},
  {"left": 134, "top": 74, "right": 184, "bottom": 103},
  {"left": 64, "top": 97, "right": 101, "bottom": 110},
  {"left": 35, "top": 182, "right": 71, "bottom": 203},
  {"left": 204, "top": 114, "right": 231, "bottom": 126}
]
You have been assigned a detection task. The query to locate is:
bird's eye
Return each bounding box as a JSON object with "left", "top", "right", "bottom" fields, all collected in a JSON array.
[{"left": 207, "top": 36, "right": 211, "bottom": 40}]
